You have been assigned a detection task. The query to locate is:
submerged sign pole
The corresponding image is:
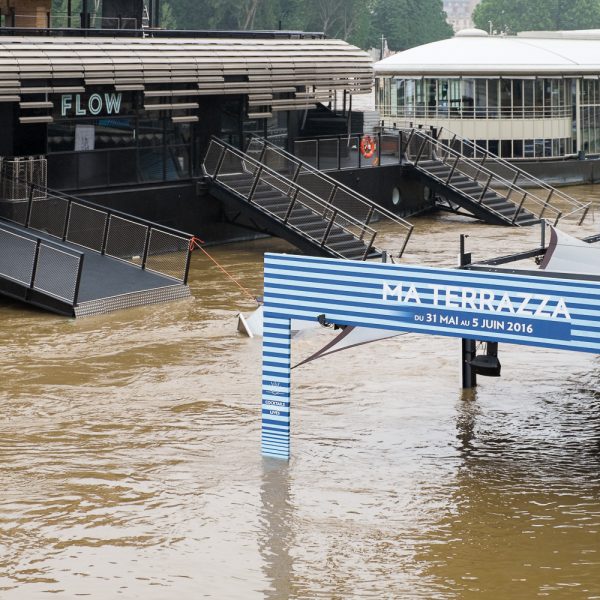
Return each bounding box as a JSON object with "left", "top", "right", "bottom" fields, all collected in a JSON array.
[
  {"left": 262, "top": 253, "right": 600, "bottom": 460},
  {"left": 261, "top": 314, "right": 292, "bottom": 458}
]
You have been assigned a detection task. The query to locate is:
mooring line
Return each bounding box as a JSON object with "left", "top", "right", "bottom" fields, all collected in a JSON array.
[{"left": 189, "top": 236, "right": 260, "bottom": 304}]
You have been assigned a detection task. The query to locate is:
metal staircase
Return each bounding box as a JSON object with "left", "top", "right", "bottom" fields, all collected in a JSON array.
[
  {"left": 402, "top": 127, "right": 591, "bottom": 227},
  {"left": 202, "top": 136, "right": 413, "bottom": 261}
]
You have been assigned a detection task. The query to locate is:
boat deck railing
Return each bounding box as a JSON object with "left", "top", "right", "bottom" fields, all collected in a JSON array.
[
  {"left": 0, "top": 171, "right": 193, "bottom": 285},
  {"left": 247, "top": 135, "right": 413, "bottom": 257}
]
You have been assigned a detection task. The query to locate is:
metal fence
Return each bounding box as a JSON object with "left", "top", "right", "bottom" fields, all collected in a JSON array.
[
  {"left": 293, "top": 132, "right": 404, "bottom": 172},
  {"left": 0, "top": 178, "right": 192, "bottom": 284},
  {"left": 204, "top": 138, "right": 378, "bottom": 260},
  {"left": 0, "top": 221, "right": 84, "bottom": 304},
  {"left": 247, "top": 135, "right": 413, "bottom": 257},
  {"left": 401, "top": 127, "right": 591, "bottom": 226}
]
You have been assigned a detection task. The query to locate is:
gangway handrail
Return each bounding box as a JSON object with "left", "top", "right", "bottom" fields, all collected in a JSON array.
[
  {"left": 0, "top": 218, "right": 85, "bottom": 306},
  {"left": 431, "top": 126, "right": 591, "bottom": 225},
  {"left": 246, "top": 135, "right": 414, "bottom": 257},
  {"left": 402, "top": 127, "right": 565, "bottom": 226},
  {"left": 0, "top": 174, "right": 193, "bottom": 284},
  {"left": 203, "top": 136, "right": 380, "bottom": 260}
]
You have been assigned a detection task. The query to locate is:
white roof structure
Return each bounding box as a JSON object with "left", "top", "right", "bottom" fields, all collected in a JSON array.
[{"left": 374, "top": 29, "right": 600, "bottom": 77}]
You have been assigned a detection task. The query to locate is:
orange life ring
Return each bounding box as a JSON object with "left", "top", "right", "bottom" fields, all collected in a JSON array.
[{"left": 360, "top": 135, "right": 376, "bottom": 159}]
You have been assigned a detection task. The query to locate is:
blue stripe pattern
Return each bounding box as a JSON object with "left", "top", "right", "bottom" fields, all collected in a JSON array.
[
  {"left": 262, "top": 312, "right": 291, "bottom": 459},
  {"left": 262, "top": 253, "right": 600, "bottom": 459}
]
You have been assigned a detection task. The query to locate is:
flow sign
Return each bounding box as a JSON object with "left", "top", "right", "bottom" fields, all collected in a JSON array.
[{"left": 261, "top": 253, "right": 600, "bottom": 459}]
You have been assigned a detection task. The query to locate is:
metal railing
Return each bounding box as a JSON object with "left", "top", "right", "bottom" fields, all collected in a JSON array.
[
  {"left": 0, "top": 176, "right": 192, "bottom": 284},
  {"left": 293, "top": 132, "right": 404, "bottom": 172},
  {"left": 402, "top": 128, "right": 566, "bottom": 226},
  {"left": 203, "top": 137, "right": 379, "bottom": 260},
  {"left": 0, "top": 220, "right": 84, "bottom": 305},
  {"left": 430, "top": 126, "right": 590, "bottom": 224},
  {"left": 377, "top": 104, "right": 573, "bottom": 121},
  {"left": 247, "top": 136, "right": 413, "bottom": 257},
  {"left": 402, "top": 127, "right": 590, "bottom": 225}
]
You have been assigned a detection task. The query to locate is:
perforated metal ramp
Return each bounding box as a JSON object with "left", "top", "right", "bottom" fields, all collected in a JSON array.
[
  {"left": 0, "top": 219, "right": 192, "bottom": 317},
  {"left": 0, "top": 173, "right": 194, "bottom": 317}
]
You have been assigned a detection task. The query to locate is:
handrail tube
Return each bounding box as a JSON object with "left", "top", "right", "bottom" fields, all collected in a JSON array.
[
  {"left": 283, "top": 188, "right": 300, "bottom": 223},
  {"left": 209, "top": 138, "right": 378, "bottom": 242},
  {"left": 247, "top": 165, "right": 263, "bottom": 203},
  {"left": 101, "top": 211, "right": 111, "bottom": 255},
  {"left": 512, "top": 194, "right": 527, "bottom": 224},
  {"left": 540, "top": 188, "right": 554, "bottom": 220},
  {"left": 504, "top": 171, "right": 519, "bottom": 203},
  {"left": 445, "top": 155, "right": 460, "bottom": 185},
  {"left": 320, "top": 211, "right": 336, "bottom": 247},
  {"left": 414, "top": 137, "right": 428, "bottom": 164},
  {"left": 478, "top": 173, "right": 493, "bottom": 203}
]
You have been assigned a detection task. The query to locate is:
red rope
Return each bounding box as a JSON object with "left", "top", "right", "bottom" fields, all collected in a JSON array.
[{"left": 189, "top": 236, "right": 259, "bottom": 304}]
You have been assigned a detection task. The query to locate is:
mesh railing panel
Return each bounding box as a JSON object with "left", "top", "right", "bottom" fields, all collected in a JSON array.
[
  {"left": 105, "top": 215, "right": 147, "bottom": 266},
  {"left": 317, "top": 138, "right": 340, "bottom": 170},
  {"left": 331, "top": 187, "right": 371, "bottom": 223},
  {"left": 33, "top": 244, "right": 81, "bottom": 303},
  {"left": 66, "top": 202, "right": 108, "bottom": 252},
  {"left": 0, "top": 228, "right": 37, "bottom": 285},
  {"left": 145, "top": 229, "right": 190, "bottom": 282},
  {"left": 293, "top": 140, "right": 318, "bottom": 168},
  {"left": 202, "top": 140, "right": 221, "bottom": 177},
  {"left": 262, "top": 146, "right": 296, "bottom": 179},
  {"left": 296, "top": 170, "right": 335, "bottom": 205},
  {"left": 28, "top": 193, "right": 70, "bottom": 238}
]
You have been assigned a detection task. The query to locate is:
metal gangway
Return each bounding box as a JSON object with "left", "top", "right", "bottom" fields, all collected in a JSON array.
[
  {"left": 202, "top": 136, "right": 413, "bottom": 261},
  {"left": 0, "top": 159, "right": 193, "bottom": 317}
]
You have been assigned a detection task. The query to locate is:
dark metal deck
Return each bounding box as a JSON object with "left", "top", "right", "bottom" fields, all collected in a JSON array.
[{"left": 0, "top": 219, "right": 191, "bottom": 317}]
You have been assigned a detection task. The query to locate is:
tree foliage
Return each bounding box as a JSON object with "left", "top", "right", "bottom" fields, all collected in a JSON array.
[
  {"left": 371, "top": 0, "right": 453, "bottom": 51},
  {"left": 473, "top": 0, "right": 600, "bottom": 33},
  {"left": 49, "top": 0, "right": 454, "bottom": 51}
]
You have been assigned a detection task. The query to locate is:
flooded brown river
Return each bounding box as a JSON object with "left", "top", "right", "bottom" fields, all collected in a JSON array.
[{"left": 1, "top": 186, "right": 599, "bottom": 599}]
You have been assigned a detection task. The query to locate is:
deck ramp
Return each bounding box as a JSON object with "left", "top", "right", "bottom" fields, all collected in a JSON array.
[{"left": 0, "top": 179, "right": 192, "bottom": 317}]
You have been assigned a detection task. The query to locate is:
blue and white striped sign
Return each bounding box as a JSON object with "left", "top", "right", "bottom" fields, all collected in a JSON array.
[{"left": 262, "top": 253, "right": 600, "bottom": 459}]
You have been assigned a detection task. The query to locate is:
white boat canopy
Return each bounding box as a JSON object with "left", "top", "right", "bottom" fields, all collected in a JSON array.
[{"left": 375, "top": 28, "right": 600, "bottom": 77}]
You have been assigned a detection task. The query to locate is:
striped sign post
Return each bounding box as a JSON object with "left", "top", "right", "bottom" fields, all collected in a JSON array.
[{"left": 262, "top": 253, "right": 600, "bottom": 459}]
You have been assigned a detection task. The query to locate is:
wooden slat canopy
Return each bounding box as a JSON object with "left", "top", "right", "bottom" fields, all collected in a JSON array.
[{"left": 0, "top": 35, "right": 373, "bottom": 123}]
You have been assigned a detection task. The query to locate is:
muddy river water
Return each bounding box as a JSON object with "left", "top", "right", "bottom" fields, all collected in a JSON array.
[{"left": 0, "top": 186, "right": 599, "bottom": 599}]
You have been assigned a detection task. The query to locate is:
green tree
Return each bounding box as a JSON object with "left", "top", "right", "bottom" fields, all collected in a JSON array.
[
  {"left": 371, "top": 0, "right": 453, "bottom": 51},
  {"left": 473, "top": 0, "right": 600, "bottom": 33},
  {"left": 160, "top": 0, "right": 177, "bottom": 29},
  {"left": 284, "top": 0, "right": 373, "bottom": 47}
]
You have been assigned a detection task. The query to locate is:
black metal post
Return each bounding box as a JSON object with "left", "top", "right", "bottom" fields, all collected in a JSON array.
[
  {"left": 461, "top": 338, "right": 477, "bottom": 389},
  {"left": 28, "top": 239, "right": 42, "bottom": 299},
  {"left": 247, "top": 165, "right": 263, "bottom": 203},
  {"left": 72, "top": 253, "right": 85, "bottom": 305},
  {"left": 183, "top": 242, "right": 193, "bottom": 284},
  {"left": 320, "top": 210, "right": 336, "bottom": 247},
  {"left": 100, "top": 211, "right": 111, "bottom": 255},
  {"left": 459, "top": 233, "right": 471, "bottom": 267},
  {"left": 62, "top": 198, "right": 72, "bottom": 241},
  {"left": 141, "top": 227, "right": 152, "bottom": 271}
]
